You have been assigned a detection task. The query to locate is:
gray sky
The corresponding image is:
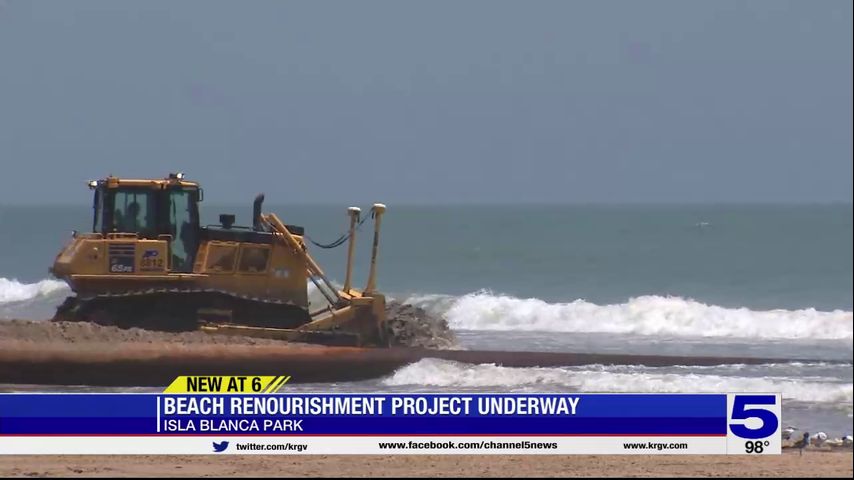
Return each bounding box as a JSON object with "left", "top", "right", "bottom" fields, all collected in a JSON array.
[{"left": 0, "top": 0, "right": 851, "bottom": 205}]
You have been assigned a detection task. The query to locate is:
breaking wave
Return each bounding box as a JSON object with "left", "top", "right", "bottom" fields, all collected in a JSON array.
[
  {"left": 4, "top": 278, "right": 852, "bottom": 343},
  {"left": 0, "top": 277, "right": 335, "bottom": 308},
  {"left": 0, "top": 277, "right": 69, "bottom": 320},
  {"left": 0, "top": 277, "right": 68, "bottom": 304},
  {"left": 383, "top": 359, "right": 853, "bottom": 405},
  {"left": 404, "top": 291, "right": 853, "bottom": 341}
]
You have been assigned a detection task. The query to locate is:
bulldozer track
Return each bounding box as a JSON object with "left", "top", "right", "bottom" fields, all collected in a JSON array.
[
  {"left": 54, "top": 288, "right": 312, "bottom": 332},
  {"left": 75, "top": 287, "right": 303, "bottom": 306}
]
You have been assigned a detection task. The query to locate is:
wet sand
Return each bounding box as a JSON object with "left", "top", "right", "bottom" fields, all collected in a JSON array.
[
  {"left": 0, "top": 319, "right": 303, "bottom": 347},
  {"left": 0, "top": 300, "right": 457, "bottom": 349},
  {"left": 0, "top": 303, "right": 457, "bottom": 386},
  {"left": 1, "top": 316, "right": 840, "bottom": 388},
  {"left": 0, "top": 449, "right": 851, "bottom": 477},
  {"left": 1, "top": 322, "right": 819, "bottom": 387}
]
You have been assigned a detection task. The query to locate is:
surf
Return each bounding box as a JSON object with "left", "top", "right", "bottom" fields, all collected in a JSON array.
[
  {"left": 0, "top": 277, "right": 67, "bottom": 304},
  {"left": 383, "top": 359, "right": 854, "bottom": 405},
  {"left": 4, "top": 277, "right": 853, "bottom": 343},
  {"left": 406, "top": 290, "right": 854, "bottom": 341}
]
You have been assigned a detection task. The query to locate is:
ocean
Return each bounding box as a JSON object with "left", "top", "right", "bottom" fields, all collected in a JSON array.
[{"left": 1, "top": 204, "right": 852, "bottom": 436}]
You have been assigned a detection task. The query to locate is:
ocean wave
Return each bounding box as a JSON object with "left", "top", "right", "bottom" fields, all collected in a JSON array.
[
  {"left": 0, "top": 276, "right": 331, "bottom": 308},
  {"left": 404, "top": 291, "right": 853, "bottom": 341},
  {"left": 5, "top": 277, "right": 853, "bottom": 343},
  {"left": 383, "top": 359, "right": 853, "bottom": 405},
  {"left": 0, "top": 277, "right": 68, "bottom": 304}
]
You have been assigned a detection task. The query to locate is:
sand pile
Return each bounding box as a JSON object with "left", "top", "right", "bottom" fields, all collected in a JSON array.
[
  {"left": 0, "top": 300, "right": 457, "bottom": 349},
  {"left": 0, "top": 319, "right": 293, "bottom": 346},
  {"left": 385, "top": 301, "right": 457, "bottom": 349}
]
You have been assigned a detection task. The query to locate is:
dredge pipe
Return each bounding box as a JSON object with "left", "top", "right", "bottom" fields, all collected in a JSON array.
[{"left": 0, "top": 343, "right": 837, "bottom": 388}]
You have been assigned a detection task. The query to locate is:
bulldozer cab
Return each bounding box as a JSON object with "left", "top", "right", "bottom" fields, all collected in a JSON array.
[{"left": 91, "top": 174, "right": 200, "bottom": 272}]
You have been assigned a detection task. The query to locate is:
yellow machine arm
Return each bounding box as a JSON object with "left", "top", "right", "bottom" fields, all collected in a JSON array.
[{"left": 263, "top": 213, "right": 342, "bottom": 307}]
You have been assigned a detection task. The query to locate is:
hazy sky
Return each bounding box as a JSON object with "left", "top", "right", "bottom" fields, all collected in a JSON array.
[{"left": 0, "top": 0, "right": 851, "bottom": 205}]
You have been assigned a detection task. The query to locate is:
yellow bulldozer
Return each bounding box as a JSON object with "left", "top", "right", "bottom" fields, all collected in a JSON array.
[{"left": 50, "top": 172, "right": 389, "bottom": 346}]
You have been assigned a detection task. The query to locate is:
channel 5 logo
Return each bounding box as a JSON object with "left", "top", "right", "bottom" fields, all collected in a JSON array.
[{"left": 728, "top": 394, "right": 779, "bottom": 439}]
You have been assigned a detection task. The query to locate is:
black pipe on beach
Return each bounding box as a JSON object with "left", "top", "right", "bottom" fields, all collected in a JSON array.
[{"left": 0, "top": 344, "right": 842, "bottom": 388}]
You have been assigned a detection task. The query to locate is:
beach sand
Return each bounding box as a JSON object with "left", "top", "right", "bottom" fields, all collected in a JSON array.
[
  {"left": 0, "top": 300, "right": 455, "bottom": 350},
  {"left": 0, "top": 450, "right": 851, "bottom": 477}
]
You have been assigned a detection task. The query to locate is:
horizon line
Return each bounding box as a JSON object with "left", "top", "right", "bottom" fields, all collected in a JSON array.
[{"left": 2, "top": 200, "right": 852, "bottom": 208}]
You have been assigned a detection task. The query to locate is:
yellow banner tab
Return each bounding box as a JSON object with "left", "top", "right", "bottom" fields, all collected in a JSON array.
[{"left": 163, "top": 376, "right": 291, "bottom": 394}]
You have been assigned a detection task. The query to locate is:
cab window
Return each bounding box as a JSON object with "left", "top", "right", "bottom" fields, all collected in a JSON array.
[
  {"left": 205, "top": 243, "right": 237, "bottom": 273},
  {"left": 112, "top": 190, "right": 156, "bottom": 235},
  {"left": 168, "top": 189, "right": 198, "bottom": 272},
  {"left": 238, "top": 246, "right": 271, "bottom": 273},
  {"left": 92, "top": 188, "right": 104, "bottom": 233}
]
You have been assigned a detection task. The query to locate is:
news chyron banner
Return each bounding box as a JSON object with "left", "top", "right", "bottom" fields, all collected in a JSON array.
[{"left": 0, "top": 376, "right": 781, "bottom": 455}]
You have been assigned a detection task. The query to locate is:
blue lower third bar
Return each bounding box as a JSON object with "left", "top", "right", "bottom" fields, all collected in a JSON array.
[{"left": 0, "top": 393, "right": 727, "bottom": 436}]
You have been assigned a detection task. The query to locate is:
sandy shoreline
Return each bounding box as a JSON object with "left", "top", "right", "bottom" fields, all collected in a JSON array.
[
  {"left": 0, "top": 450, "right": 851, "bottom": 477},
  {"left": 0, "top": 319, "right": 303, "bottom": 347},
  {"left": 0, "top": 300, "right": 456, "bottom": 349}
]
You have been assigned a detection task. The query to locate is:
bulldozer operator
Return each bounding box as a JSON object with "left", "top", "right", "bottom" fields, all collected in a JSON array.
[{"left": 114, "top": 201, "right": 142, "bottom": 233}]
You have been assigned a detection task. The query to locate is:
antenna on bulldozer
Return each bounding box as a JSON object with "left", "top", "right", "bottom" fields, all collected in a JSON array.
[
  {"left": 364, "top": 203, "right": 386, "bottom": 295},
  {"left": 343, "top": 207, "right": 361, "bottom": 294}
]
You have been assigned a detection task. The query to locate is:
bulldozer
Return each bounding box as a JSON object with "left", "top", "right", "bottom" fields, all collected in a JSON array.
[{"left": 49, "top": 172, "right": 389, "bottom": 346}]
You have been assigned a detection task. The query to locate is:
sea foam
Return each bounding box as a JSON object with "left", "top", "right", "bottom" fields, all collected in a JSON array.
[
  {"left": 0, "top": 277, "right": 68, "bottom": 304},
  {"left": 404, "top": 291, "right": 853, "bottom": 341},
  {"left": 383, "top": 359, "right": 853, "bottom": 405}
]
